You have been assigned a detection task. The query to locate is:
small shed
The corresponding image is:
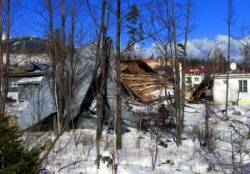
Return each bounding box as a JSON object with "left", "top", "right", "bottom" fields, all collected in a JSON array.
[
  {"left": 213, "top": 74, "right": 250, "bottom": 105},
  {"left": 16, "top": 76, "right": 43, "bottom": 101},
  {"left": 185, "top": 74, "right": 205, "bottom": 88},
  {"left": 8, "top": 62, "right": 48, "bottom": 101}
]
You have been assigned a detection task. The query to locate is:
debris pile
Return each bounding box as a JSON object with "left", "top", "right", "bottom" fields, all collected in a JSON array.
[
  {"left": 120, "top": 60, "right": 174, "bottom": 104},
  {"left": 190, "top": 76, "right": 213, "bottom": 102}
]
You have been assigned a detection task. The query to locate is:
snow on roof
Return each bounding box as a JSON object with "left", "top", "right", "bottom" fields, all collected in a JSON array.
[
  {"left": 16, "top": 76, "right": 43, "bottom": 85},
  {"left": 214, "top": 73, "right": 250, "bottom": 79}
]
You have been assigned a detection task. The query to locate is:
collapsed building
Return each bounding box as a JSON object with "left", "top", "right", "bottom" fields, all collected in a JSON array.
[
  {"left": 9, "top": 44, "right": 175, "bottom": 131},
  {"left": 189, "top": 75, "right": 213, "bottom": 102}
]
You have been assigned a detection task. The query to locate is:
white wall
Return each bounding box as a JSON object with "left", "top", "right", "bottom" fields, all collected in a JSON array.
[
  {"left": 18, "top": 78, "right": 54, "bottom": 130},
  {"left": 7, "top": 92, "right": 18, "bottom": 101},
  {"left": 185, "top": 74, "right": 204, "bottom": 87},
  {"left": 213, "top": 75, "right": 250, "bottom": 104}
]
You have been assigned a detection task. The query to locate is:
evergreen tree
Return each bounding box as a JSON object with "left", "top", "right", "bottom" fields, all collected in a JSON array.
[
  {"left": 125, "top": 4, "right": 143, "bottom": 55},
  {"left": 0, "top": 115, "right": 40, "bottom": 174}
]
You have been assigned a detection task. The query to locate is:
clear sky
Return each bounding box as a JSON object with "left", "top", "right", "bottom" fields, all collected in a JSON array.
[
  {"left": 9, "top": 0, "right": 250, "bottom": 40},
  {"left": 190, "top": 0, "right": 250, "bottom": 39}
]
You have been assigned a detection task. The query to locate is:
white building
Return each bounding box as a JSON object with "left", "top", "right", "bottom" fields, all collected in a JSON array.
[
  {"left": 185, "top": 74, "right": 205, "bottom": 88},
  {"left": 8, "top": 76, "right": 43, "bottom": 101},
  {"left": 213, "top": 74, "right": 250, "bottom": 105}
]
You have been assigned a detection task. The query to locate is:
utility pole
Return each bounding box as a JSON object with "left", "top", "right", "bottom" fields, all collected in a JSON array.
[{"left": 225, "top": 0, "right": 232, "bottom": 119}]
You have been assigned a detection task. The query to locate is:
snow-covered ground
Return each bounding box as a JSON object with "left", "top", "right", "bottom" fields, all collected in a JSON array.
[{"left": 27, "top": 104, "right": 250, "bottom": 174}]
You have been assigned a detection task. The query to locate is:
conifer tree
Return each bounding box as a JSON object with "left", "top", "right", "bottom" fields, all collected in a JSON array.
[
  {"left": 125, "top": 4, "right": 143, "bottom": 55},
  {"left": 0, "top": 115, "right": 40, "bottom": 174}
]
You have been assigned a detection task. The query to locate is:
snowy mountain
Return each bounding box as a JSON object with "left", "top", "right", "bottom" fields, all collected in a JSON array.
[{"left": 4, "top": 36, "right": 47, "bottom": 54}]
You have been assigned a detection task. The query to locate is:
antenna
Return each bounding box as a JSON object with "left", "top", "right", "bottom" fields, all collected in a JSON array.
[{"left": 230, "top": 62, "right": 237, "bottom": 71}]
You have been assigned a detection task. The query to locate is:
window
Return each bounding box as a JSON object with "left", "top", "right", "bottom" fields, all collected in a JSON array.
[
  {"left": 186, "top": 77, "right": 192, "bottom": 83},
  {"left": 194, "top": 77, "right": 199, "bottom": 81},
  {"left": 239, "top": 80, "right": 248, "bottom": 92}
]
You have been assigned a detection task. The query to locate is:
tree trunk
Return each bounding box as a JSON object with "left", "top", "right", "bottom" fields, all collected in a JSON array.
[
  {"left": 66, "top": 3, "right": 76, "bottom": 129},
  {"left": 112, "top": 1, "right": 122, "bottom": 173},
  {"left": 96, "top": 0, "right": 107, "bottom": 169},
  {"left": 115, "top": 0, "right": 122, "bottom": 150},
  {"left": 171, "top": 0, "right": 182, "bottom": 146},
  {"left": 0, "top": 0, "right": 4, "bottom": 114},
  {"left": 45, "top": 0, "right": 56, "bottom": 132},
  {"left": 3, "top": 0, "right": 10, "bottom": 112},
  {"left": 54, "top": 0, "right": 66, "bottom": 134},
  {"left": 205, "top": 100, "right": 209, "bottom": 147},
  {"left": 180, "top": 0, "right": 191, "bottom": 136}
]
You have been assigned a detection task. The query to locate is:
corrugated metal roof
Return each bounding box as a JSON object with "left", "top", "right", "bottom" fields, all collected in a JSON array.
[{"left": 16, "top": 76, "right": 43, "bottom": 85}]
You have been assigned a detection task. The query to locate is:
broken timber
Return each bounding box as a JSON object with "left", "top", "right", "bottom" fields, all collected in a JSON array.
[{"left": 120, "top": 60, "right": 174, "bottom": 104}]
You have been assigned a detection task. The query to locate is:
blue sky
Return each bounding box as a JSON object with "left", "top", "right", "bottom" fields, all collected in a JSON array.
[
  {"left": 190, "top": 0, "right": 250, "bottom": 39},
  {"left": 8, "top": 0, "right": 250, "bottom": 41}
]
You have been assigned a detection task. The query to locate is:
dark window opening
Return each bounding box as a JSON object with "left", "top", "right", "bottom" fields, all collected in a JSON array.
[{"left": 239, "top": 80, "right": 248, "bottom": 92}]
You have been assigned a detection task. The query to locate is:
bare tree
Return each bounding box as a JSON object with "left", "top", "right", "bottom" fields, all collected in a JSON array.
[
  {"left": 54, "top": 0, "right": 66, "bottom": 133},
  {"left": 0, "top": 0, "right": 4, "bottom": 114},
  {"left": 44, "top": 0, "right": 54, "bottom": 85},
  {"left": 180, "top": 0, "right": 191, "bottom": 137},
  {"left": 66, "top": 0, "right": 76, "bottom": 128},
  {"left": 112, "top": 1, "right": 122, "bottom": 173},
  {"left": 170, "top": 0, "right": 182, "bottom": 146},
  {"left": 144, "top": 0, "right": 191, "bottom": 146},
  {"left": 0, "top": 0, "right": 10, "bottom": 115},
  {"left": 96, "top": 0, "right": 107, "bottom": 169},
  {"left": 43, "top": 0, "right": 57, "bottom": 132},
  {"left": 4, "top": 0, "right": 10, "bottom": 109},
  {"left": 115, "top": 0, "right": 122, "bottom": 150}
]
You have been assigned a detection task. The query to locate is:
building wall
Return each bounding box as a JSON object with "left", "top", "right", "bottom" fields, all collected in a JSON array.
[
  {"left": 7, "top": 77, "right": 21, "bottom": 101},
  {"left": 145, "top": 60, "right": 172, "bottom": 69},
  {"left": 213, "top": 76, "right": 250, "bottom": 105},
  {"left": 18, "top": 84, "right": 38, "bottom": 101},
  {"left": 185, "top": 74, "right": 204, "bottom": 87},
  {"left": 8, "top": 77, "right": 42, "bottom": 101},
  {"left": 8, "top": 77, "right": 20, "bottom": 92},
  {"left": 7, "top": 92, "right": 18, "bottom": 101}
]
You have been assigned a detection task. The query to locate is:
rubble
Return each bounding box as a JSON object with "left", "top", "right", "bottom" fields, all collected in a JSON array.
[
  {"left": 120, "top": 60, "right": 174, "bottom": 103},
  {"left": 190, "top": 76, "right": 213, "bottom": 102},
  {"left": 9, "top": 48, "right": 175, "bottom": 130}
]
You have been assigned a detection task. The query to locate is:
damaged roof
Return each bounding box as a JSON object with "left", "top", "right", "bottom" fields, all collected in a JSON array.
[
  {"left": 27, "top": 61, "right": 50, "bottom": 72},
  {"left": 16, "top": 76, "right": 43, "bottom": 85},
  {"left": 120, "top": 59, "right": 174, "bottom": 103},
  {"left": 9, "top": 61, "right": 50, "bottom": 77}
]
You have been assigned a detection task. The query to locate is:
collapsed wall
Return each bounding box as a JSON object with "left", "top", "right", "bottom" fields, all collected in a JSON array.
[
  {"left": 17, "top": 45, "right": 175, "bottom": 130},
  {"left": 18, "top": 45, "right": 96, "bottom": 130}
]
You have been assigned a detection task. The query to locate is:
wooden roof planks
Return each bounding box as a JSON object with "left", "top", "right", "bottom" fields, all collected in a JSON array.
[{"left": 120, "top": 59, "right": 174, "bottom": 104}]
